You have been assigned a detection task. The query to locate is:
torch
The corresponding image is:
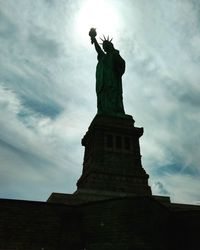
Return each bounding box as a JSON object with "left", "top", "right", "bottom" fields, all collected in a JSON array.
[{"left": 89, "top": 28, "right": 97, "bottom": 44}]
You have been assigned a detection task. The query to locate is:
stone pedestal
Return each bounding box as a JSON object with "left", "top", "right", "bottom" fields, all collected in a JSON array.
[{"left": 76, "top": 114, "right": 151, "bottom": 198}]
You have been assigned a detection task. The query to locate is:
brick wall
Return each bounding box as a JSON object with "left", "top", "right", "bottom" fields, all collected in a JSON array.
[
  {"left": 1, "top": 196, "right": 200, "bottom": 250},
  {"left": 0, "top": 198, "right": 82, "bottom": 250},
  {"left": 80, "top": 197, "right": 170, "bottom": 250}
]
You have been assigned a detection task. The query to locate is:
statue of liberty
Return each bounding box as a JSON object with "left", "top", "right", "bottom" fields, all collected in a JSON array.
[{"left": 89, "top": 28, "right": 125, "bottom": 116}]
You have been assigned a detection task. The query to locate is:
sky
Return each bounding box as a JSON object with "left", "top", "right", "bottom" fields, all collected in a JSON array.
[{"left": 1, "top": 0, "right": 200, "bottom": 205}]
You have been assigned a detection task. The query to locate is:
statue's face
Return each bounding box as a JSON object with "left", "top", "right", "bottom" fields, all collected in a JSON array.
[
  {"left": 103, "top": 42, "right": 109, "bottom": 52},
  {"left": 103, "top": 41, "right": 112, "bottom": 53}
]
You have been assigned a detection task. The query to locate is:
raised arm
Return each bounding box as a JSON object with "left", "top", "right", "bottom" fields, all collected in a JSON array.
[
  {"left": 89, "top": 28, "right": 104, "bottom": 56},
  {"left": 91, "top": 37, "right": 104, "bottom": 55}
]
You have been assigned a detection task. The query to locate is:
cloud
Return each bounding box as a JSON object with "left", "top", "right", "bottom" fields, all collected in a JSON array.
[
  {"left": 0, "top": 83, "right": 86, "bottom": 200},
  {"left": 151, "top": 171, "right": 200, "bottom": 205},
  {"left": 152, "top": 181, "right": 170, "bottom": 196},
  {"left": 119, "top": 0, "right": 200, "bottom": 203},
  {"left": 0, "top": 0, "right": 200, "bottom": 204}
]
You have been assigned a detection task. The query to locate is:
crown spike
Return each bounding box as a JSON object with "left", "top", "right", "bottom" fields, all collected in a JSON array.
[{"left": 100, "top": 35, "right": 113, "bottom": 43}]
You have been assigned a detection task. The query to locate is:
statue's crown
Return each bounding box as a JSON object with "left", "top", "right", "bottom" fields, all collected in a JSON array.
[{"left": 100, "top": 35, "right": 113, "bottom": 44}]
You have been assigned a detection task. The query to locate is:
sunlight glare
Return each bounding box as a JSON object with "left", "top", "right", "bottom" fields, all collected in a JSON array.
[{"left": 75, "top": 0, "right": 121, "bottom": 44}]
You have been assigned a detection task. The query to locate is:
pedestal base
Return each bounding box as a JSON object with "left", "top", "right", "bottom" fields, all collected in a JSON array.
[{"left": 77, "top": 114, "right": 152, "bottom": 197}]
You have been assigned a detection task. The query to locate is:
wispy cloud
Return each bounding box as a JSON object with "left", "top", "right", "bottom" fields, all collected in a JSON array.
[{"left": 0, "top": 0, "right": 200, "bottom": 203}]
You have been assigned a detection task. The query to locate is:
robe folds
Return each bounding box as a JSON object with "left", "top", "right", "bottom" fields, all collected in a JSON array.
[{"left": 96, "top": 49, "right": 125, "bottom": 115}]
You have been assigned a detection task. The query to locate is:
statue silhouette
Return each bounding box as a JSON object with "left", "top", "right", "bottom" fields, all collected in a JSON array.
[{"left": 89, "top": 28, "right": 125, "bottom": 116}]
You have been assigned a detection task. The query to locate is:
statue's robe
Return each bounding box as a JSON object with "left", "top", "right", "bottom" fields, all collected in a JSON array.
[{"left": 96, "top": 49, "right": 125, "bottom": 115}]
